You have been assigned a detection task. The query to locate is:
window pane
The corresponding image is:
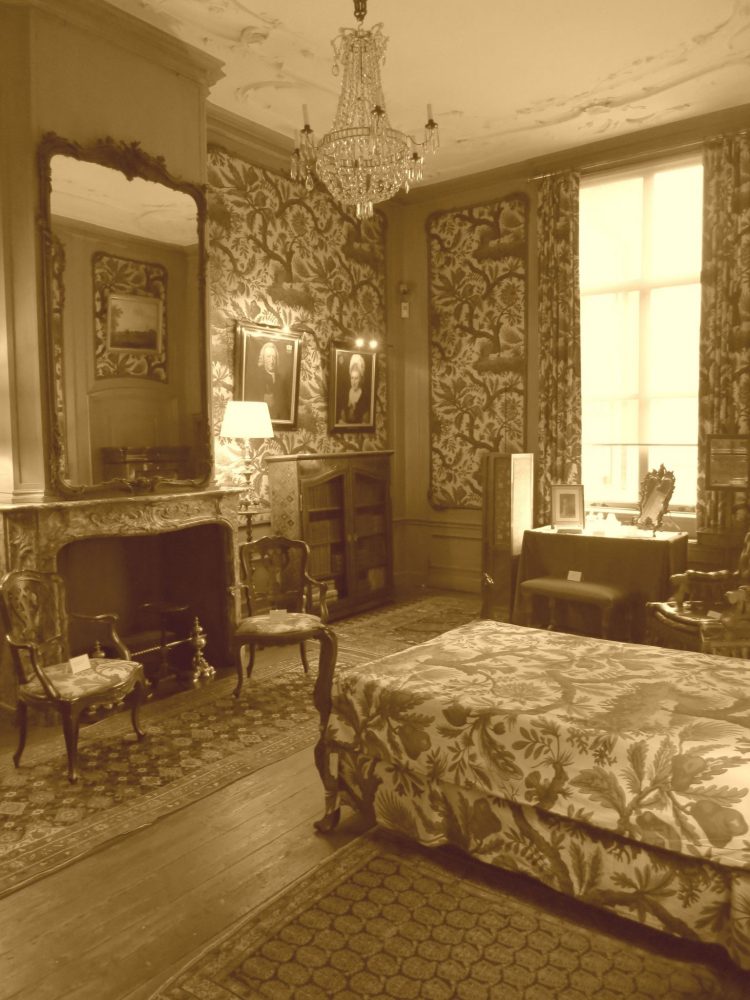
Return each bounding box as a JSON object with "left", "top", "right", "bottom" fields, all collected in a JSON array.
[
  {"left": 648, "top": 165, "right": 703, "bottom": 282},
  {"left": 645, "top": 285, "right": 701, "bottom": 396},
  {"left": 581, "top": 292, "right": 639, "bottom": 397},
  {"left": 582, "top": 398, "right": 638, "bottom": 445},
  {"left": 579, "top": 177, "right": 643, "bottom": 289},
  {"left": 583, "top": 444, "right": 639, "bottom": 504},
  {"left": 647, "top": 446, "right": 697, "bottom": 507},
  {"left": 645, "top": 397, "right": 698, "bottom": 446}
]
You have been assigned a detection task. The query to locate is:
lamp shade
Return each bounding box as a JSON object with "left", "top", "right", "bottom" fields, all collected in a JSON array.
[{"left": 220, "top": 400, "right": 274, "bottom": 440}]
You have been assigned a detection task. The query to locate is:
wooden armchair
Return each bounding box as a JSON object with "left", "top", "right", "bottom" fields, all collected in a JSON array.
[
  {"left": 0, "top": 569, "right": 146, "bottom": 783},
  {"left": 646, "top": 530, "right": 750, "bottom": 651},
  {"left": 233, "top": 535, "right": 331, "bottom": 697}
]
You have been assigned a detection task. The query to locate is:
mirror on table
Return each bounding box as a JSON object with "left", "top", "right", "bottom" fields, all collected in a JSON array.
[
  {"left": 38, "top": 134, "right": 212, "bottom": 495},
  {"left": 634, "top": 464, "right": 676, "bottom": 533}
]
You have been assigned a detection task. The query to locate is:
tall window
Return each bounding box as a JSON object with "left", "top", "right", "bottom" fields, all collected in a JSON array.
[{"left": 579, "top": 157, "right": 703, "bottom": 510}]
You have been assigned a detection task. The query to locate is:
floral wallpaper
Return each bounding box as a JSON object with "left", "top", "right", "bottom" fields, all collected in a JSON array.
[
  {"left": 698, "top": 132, "right": 750, "bottom": 534},
  {"left": 92, "top": 252, "right": 167, "bottom": 381},
  {"left": 427, "top": 195, "right": 528, "bottom": 509},
  {"left": 207, "top": 148, "right": 388, "bottom": 498}
]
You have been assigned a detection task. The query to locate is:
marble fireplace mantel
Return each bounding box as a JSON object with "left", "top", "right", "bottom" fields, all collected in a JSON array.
[{"left": 0, "top": 487, "right": 243, "bottom": 575}]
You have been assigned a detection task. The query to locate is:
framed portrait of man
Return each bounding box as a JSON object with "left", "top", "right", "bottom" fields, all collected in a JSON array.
[
  {"left": 235, "top": 322, "right": 301, "bottom": 429},
  {"left": 329, "top": 341, "right": 377, "bottom": 433}
]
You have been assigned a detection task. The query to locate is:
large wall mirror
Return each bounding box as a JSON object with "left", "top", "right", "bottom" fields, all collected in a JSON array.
[{"left": 38, "top": 133, "right": 212, "bottom": 496}]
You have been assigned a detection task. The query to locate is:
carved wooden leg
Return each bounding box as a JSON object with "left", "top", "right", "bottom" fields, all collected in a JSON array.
[
  {"left": 246, "top": 643, "right": 256, "bottom": 680},
  {"left": 312, "top": 626, "right": 341, "bottom": 833},
  {"left": 299, "top": 641, "right": 310, "bottom": 674},
  {"left": 233, "top": 639, "right": 247, "bottom": 698},
  {"left": 13, "top": 701, "right": 28, "bottom": 768},
  {"left": 130, "top": 683, "right": 146, "bottom": 741},
  {"left": 61, "top": 704, "right": 81, "bottom": 784}
]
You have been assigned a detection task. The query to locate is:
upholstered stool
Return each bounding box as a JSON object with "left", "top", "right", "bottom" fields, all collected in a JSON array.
[{"left": 519, "top": 576, "right": 633, "bottom": 639}]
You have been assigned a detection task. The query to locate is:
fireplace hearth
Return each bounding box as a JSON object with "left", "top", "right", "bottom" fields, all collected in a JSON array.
[{"left": 0, "top": 488, "right": 242, "bottom": 710}]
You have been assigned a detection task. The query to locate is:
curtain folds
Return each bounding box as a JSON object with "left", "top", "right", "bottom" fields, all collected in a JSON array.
[
  {"left": 535, "top": 172, "right": 582, "bottom": 526},
  {"left": 698, "top": 132, "right": 750, "bottom": 533}
]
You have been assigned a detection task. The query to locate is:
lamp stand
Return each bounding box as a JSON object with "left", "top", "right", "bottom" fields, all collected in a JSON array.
[{"left": 239, "top": 441, "right": 260, "bottom": 541}]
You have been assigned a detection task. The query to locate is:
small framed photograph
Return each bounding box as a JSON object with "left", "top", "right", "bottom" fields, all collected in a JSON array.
[
  {"left": 329, "top": 342, "right": 377, "bottom": 433},
  {"left": 106, "top": 293, "right": 162, "bottom": 353},
  {"left": 550, "top": 484, "right": 585, "bottom": 530},
  {"left": 707, "top": 435, "right": 750, "bottom": 490},
  {"left": 235, "top": 322, "right": 302, "bottom": 429}
]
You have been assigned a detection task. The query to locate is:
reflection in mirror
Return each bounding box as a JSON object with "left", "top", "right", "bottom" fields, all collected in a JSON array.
[
  {"left": 38, "top": 134, "right": 212, "bottom": 495},
  {"left": 635, "top": 464, "right": 676, "bottom": 533}
]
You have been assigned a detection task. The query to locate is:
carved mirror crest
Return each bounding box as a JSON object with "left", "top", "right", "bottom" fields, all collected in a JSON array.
[{"left": 38, "top": 132, "right": 212, "bottom": 496}]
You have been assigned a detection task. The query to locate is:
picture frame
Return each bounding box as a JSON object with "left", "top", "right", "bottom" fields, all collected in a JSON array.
[
  {"left": 329, "top": 341, "right": 377, "bottom": 433},
  {"left": 550, "top": 483, "right": 585, "bottom": 531},
  {"left": 235, "top": 321, "right": 302, "bottom": 429},
  {"left": 106, "top": 292, "right": 163, "bottom": 354},
  {"left": 706, "top": 434, "right": 750, "bottom": 490}
]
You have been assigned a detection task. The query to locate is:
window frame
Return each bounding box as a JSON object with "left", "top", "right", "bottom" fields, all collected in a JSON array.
[{"left": 579, "top": 153, "right": 703, "bottom": 514}]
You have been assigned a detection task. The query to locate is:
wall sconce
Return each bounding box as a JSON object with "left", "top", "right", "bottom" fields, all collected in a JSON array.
[
  {"left": 355, "top": 336, "right": 379, "bottom": 350},
  {"left": 219, "top": 400, "right": 274, "bottom": 540}
]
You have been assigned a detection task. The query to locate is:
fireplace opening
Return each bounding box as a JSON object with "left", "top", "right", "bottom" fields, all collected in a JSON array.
[{"left": 57, "top": 523, "right": 232, "bottom": 682}]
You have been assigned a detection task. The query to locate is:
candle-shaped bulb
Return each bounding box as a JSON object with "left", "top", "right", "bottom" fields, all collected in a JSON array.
[{"left": 302, "top": 104, "right": 310, "bottom": 127}]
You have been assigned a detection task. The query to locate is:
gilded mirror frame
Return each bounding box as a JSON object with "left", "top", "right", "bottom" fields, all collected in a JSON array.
[
  {"left": 634, "top": 463, "right": 676, "bottom": 533},
  {"left": 37, "top": 132, "right": 213, "bottom": 496}
]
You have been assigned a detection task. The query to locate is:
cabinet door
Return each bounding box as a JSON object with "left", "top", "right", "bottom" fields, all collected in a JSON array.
[
  {"left": 300, "top": 468, "right": 350, "bottom": 606},
  {"left": 350, "top": 464, "right": 391, "bottom": 602}
]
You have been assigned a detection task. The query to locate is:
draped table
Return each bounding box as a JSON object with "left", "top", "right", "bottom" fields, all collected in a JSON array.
[{"left": 512, "top": 526, "right": 689, "bottom": 641}]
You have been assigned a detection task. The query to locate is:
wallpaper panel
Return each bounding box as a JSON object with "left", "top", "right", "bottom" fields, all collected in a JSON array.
[
  {"left": 207, "top": 148, "right": 388, "bottom": 496},
  {"left": 427, "top": 195, "right": 528, "bottom": 510}
]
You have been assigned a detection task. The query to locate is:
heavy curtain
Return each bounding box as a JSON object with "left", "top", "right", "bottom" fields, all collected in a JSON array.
[
  {"left": 536, "top": 172, "right": 581, "bottom": 525},
  {"left": 698, "top": 132, "right": 750, "bottom": 532}
]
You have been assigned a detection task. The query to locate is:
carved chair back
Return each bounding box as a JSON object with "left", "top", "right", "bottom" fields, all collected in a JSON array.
[
  {"left": 700, "top": 620, "right": 750, "bottom": 660},
  {"left": 0, "top": 570, "right": 68, "bottom": 686},
  {"left": 238, "top": 536, "right": 313, "bottom": 618}
]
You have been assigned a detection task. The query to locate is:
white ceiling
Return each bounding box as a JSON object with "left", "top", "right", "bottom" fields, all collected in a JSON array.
[{"left": 105, "top": 0, "right": 750, "bottom": 186}]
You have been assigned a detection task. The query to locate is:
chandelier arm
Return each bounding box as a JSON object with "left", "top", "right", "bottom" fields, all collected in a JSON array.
[{"left": 289, "top": 0, "right": 437, "bottom": 216}]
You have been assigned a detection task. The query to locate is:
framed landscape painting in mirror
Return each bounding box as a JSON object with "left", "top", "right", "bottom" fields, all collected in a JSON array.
[
  {"left": 235, "top": 322, "right": 301, "bottom": 429},
  {"left": 329, "top": 342, "right": 377, "bottom": 433}
]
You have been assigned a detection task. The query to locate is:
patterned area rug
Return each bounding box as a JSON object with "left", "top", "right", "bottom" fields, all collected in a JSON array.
[
  {"left": 0, "top": 594, "right": 477, "bottom": 898},
  {"left": 149, "top": 829, "right": 749, "bottom": 1000}
]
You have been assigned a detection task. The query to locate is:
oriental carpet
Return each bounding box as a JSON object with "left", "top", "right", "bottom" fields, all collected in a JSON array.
[
  {"left": 0, "top": 593, "right": 477, "bottom": 898},
  {"left": 148, "top": 829, "right": 749, "bottom": 1000}
]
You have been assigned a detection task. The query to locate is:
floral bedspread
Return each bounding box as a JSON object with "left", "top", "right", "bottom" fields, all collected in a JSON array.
[{"left": 327, "top": 620, "right": 750, "bottom": 869}]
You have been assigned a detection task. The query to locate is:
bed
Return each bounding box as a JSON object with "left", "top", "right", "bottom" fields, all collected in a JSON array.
[{"left": 318, "top": 619, "right": 750, "bottom": 969}]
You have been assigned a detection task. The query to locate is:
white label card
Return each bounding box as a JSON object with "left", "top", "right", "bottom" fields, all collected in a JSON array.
[
  {"left": 268, "top": 609, "right": 289, "bottom": 621},
  {"left": 68, "top": 653, "right": 92, "bottom": 675},
  {"left": 706, "top": 610, "right": 723, "bottom": 620},
  {"left": 567, "top": 570, "right": 583, "bottom": 582}
]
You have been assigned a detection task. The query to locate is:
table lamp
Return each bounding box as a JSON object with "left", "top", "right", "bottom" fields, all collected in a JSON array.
[{"left": 220, "top": 400, "right": 274, "bottom": 539}]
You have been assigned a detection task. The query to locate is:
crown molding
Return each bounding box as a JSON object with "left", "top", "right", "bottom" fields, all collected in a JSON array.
[
  {"left": 12, "top": 0, "right": 224, "bottom": 91},
  {"left": 206, "top": 104, "right": 292, "bottom": 174},
  {"left": 397, "top": 101, "right": 750, "bottom": 205}
]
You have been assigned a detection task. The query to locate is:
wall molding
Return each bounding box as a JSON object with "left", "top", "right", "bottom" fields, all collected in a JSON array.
[{"left": 207, "top": 105, "right": 292, "bottom": 175}]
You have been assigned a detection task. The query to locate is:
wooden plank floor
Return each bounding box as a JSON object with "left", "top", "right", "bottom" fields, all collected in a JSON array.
[{"left": 0, "top": 654, "right": 370, "bottom": 1000}]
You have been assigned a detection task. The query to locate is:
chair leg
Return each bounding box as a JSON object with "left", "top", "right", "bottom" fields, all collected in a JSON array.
[
  {"left": 13, "top": 701, "right": 28, "bottom": 768},
  {"left": 233, "top": 640, "right": 251, "bottom": 698},
  {"left": 299, "top": 641, "right": 310, "bottom": 674},
  {"left": 60, "top": 704, "right": 81, "bottom": 784},
  {"left": 130, "top": 683, "right": 146, "bottom": 741},
  {"left": 246, "top": 644, "right": 256, "bottom": 680}
]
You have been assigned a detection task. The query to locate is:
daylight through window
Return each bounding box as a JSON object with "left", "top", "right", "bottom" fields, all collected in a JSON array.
[{"left": 579, "top": 157, "right": 703, "bottom": 511}]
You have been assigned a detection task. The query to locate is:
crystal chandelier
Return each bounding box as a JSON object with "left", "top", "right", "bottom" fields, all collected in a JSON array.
[{"left": 290, "top": 0, "right": 439, "bottom": 219}]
